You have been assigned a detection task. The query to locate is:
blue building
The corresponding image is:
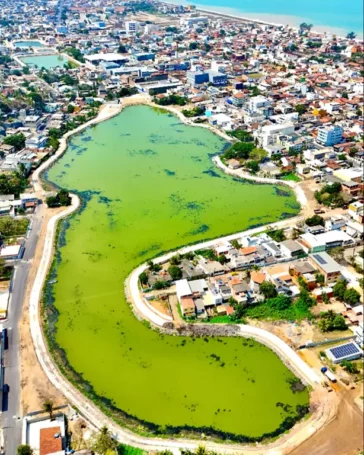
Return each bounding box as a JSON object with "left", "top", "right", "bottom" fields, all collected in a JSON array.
[
  {"left": 317, "top": 126, "right": 343, "bottom": 146},
  {"left": 133, "top": 53, "right": 155, "bottom": 61},
  {"left": 206, "top": 70, "right": 227, "bottom": 86},
  {"left": 187, "top": 70, "right": 209, "bottom": 85}
]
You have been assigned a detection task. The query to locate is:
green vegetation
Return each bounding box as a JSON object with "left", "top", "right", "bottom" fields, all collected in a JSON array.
[
  {"left": 0, "top": 170, "right": 28, "bottom": 197},
  {"left": 0, "top": 258, "right": 13, "bottom": 280},
  {"left": 182, "top": 106, "right": 204, "bottom": 117},
  {"left": 314, "top": 182, "right": 345, "bottom": 208},
  {"left": 229, "top": 129, "right": 254, "bottom": 142},
  {"left": 139, "top": 272, "right": 148, "bottom": 286},
  {"left": 317, "top": 311, "right": 347, "bottom": 332},
  {"left": 280, "top": 173, "right": 301, "bottom": 182},
  {"left": 341, "top": 360, "right": 360, "bottom": 374},
  {"left": 117, "top": 443, "right": 144, "bottom": 455},
  {"left": 64, "top": 46, "right": 85, "bottom": 63},
  {"left": 305, "top": 215, "right": 325, "bottom": 226},
  {"left": 333, "top": 279, "right": 360, "bottom": 305},
  {"left": 153, "top": 94, "right": 186, "bottom": 105},
  {"left": 243, "top": 294, "right": 314, "bottom": 321},
  {"left": 3, "top": 133, "right": 25, "bottom": 151},
  {"left": 17, "top": 445, "right": 33, "bottom": 455},
  {"left": 118, "top": 87, "right": 138, "bottom": 98},
  {"left": 91, "top": 426, "right": 117, "bottom": 454},
  {"left": 43, "top": 399, "right": 54, "bottom": 420},
  {"left": 0, "top": 216, "right": 29, "bottom": 237},
  {"left": 46, "top": 189, "right": 72, "bottom": 208},
  {"left": 168, "top": 265, "right": 183, "bottom": 280},
  {"left": 268, "top": 228, "right": 286, "bottom": 242},
  {"left": 260, "top": 281, "right": 278, "bottom": 299}
]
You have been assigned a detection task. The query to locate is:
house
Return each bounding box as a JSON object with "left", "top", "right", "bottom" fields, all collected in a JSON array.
[
  {"left": 325, "top": 341, "right": 363, "bottom": 364},
  {"left": 250, "top": 271, "right": 266, "bottom": 292},
  {"left": 289, "top": 261, "right": 317, "bottom": 277},
  {"left": 180, "top": 297, "right": 195, "bottom": 317},
  {"left": 280, "top": 240, "right": 304, "bottom": 258},
  {"left": 0, "top": 244, "right": 24, "bottom": 260},
  {"left": 40, "top": 426, "right": 63, "bottom": 455},
  {"left": 309, "top": 252, "right": 342, "bottom": 284},
  {"left": 325, "top": 215, "right": 346, "bottom": 231}
]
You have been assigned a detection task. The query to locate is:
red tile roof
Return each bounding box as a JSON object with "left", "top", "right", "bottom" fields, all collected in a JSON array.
[{"left": 40, "top": 426, "right": 62, "bottom": 455}]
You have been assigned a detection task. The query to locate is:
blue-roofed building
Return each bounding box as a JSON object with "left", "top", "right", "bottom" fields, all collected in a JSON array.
[{"left": 325, "top": 342, "right": 363, "bottom": 364}]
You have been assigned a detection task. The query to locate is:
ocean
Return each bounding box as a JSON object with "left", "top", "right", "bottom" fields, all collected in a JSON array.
[{"left": 169, "top": 0, "right": 364, "bottom": 37}]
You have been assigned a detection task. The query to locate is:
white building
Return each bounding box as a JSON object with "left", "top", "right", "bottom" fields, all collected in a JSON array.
[{"left": 125, "top": 21, "right": 140, "bottom": 33}]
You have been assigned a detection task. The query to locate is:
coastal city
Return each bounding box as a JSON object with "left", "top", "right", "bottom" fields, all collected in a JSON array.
[{"left": 0, "top": 0, "right": 363, "bottom": 454}]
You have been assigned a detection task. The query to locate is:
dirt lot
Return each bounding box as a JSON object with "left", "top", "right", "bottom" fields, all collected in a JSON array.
[
  {"left": 20, "top": 204, "right": 65, "bottom": 414},
  {"left": 290, "top": 388, "right": 364, "bottom": 455}
]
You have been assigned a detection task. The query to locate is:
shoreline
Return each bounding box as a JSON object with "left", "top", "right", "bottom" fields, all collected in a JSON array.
[
  {"left": 160, "top": 0, "right": 363, "bottom": 39},
  {"left": 26, "top": 96, "right": 336, "bottom": 452}
]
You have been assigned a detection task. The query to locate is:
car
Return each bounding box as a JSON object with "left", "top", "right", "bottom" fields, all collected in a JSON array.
[{"left": 3, "top": 384, "right": 9, "bottom": 393}]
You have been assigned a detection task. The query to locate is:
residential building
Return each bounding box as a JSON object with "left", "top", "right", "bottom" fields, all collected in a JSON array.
[
  {"left": 309, "top": 252, "right": 342, "bottom": 284},
  {"left": 317, "top": 125, "right": 343, "bottom": 146}
]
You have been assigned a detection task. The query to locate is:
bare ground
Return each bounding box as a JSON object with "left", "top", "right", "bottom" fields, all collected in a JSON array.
[
  {"left": 290, "top": 388, "right": 364, "bottom": 455},
  {"left": 20, "top": 204, "right": 65, "bottom": 414}
]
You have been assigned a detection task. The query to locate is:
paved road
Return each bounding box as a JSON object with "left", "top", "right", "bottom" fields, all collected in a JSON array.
[{"left": 0, "top": 204, "right": 44, "bottom": 454}]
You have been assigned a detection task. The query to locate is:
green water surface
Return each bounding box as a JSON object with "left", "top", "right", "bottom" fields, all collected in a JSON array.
[
  {"left": 46, "top": 106, "right": 307, "bottom": 438},
  {"left": 21, "top": 54, "right": 67, "bottom": 69}
]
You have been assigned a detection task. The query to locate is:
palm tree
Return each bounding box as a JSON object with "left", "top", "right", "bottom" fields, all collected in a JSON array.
[{"left": 43, "top": 399, "right": 54, "bottom": 420}]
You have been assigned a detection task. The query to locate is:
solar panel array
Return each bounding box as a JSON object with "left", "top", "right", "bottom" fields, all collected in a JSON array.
[
  {"left": 330, "top": 343, "right": 360, "bottom": 359},
  {"left": 313, "top": 254, "right": 327, "bottom": 265}
]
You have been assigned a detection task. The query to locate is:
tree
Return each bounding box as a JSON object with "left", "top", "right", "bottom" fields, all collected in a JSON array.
[
  {"left": 316, "top": 273, "right": 325, "bottom": 285},
  {"left": 91, "top": 426, "right": 117, "bottom": 454},
  {"left": 169, "top": 255, "right": 181, "bottom": 265},
  {"left": 346, "top": 31, "right": 356, "bottom": 40},
  {"left": 330, "top": 246, "right": 345, "bottom": 262},
  {"left": 341, "top": 360, "right": 359, "bottom": 374},
  {"left": 268, "top": 229, "right": 286, "bottom": 242},
  {"left": 17, "top": 445, "right": 34, "bottom": 455},
  {"left": 260, "top": 281, "right": 278, "bottom": 299},
  {"left": 343, "top": 288, "right": 360, "bottom": 306},
  {"left": 318, "top": 311, "right": 347, "bottom": 332},
  {"left": 4, "top": 133, "right": 26, "bottom": 151},
  {"left": 28, "top": 92, "right": 44, "bottom": 110},
  {"left": 266, "top": 295, "right": 292, "bottom": 311},
  {"left": 249, "top": 148, "right": 268, "bottom": 162},
  {"left": 217, "top": 254, "right": 228, "bottom": 264},
  {"left": 46, "top": 189, "right": 71, "bottom": 208},
  {"left": 67, "top": 104, "right": 75, "bottom": 114},
  {"left": 246, "top": 160, "right": 260, "bottom": 174},
  {"left": 231, "top": 303, "right": 245, "bottom": 321},
  {"left": 295, "top": 104, "right": 307, "bottom": 115},
  {"left": 118, "top": 44, "right": 127, "bottom": 53},
  {"left": 43, "top": 399, "right": 54, "bottom": 420},
  {"left": 168, "top": 265, "right": 183, "bottom": 280},
  {"left": 333, "top": 279, "right": 347, "bottom": 300},
  {"left": 189, "top": 42, "right": 198, "bottom": 50},
  {"left": 139, "top": 272, "right": 148, "bottom": 285},
  {"left": 305, "top": 215, "right": 324, "bottom": 226}
]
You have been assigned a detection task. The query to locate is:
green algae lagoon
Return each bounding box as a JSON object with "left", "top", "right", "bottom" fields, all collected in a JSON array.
[
  {"left": 21, "top": 54, "right": 68, "bottom": 69},
  {"left": 45, "top": 105, "right": 308, "bottom": 440}
]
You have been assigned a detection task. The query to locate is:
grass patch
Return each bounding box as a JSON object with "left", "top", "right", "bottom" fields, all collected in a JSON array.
[
  {"left": 280, "top": 173, "right": 301, "bottom": 182},
  {"left": 117, "top": 443, "right": 144, "bottom": 455},
  {"left": 208, "top": 315, "right": 231, "bottom": 323},
  {"left": 244, "top": 303, "right": 313, "bottom": 321}
]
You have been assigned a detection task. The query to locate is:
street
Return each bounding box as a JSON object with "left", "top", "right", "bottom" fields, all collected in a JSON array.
[{"left": 0, "top": 204, "right": 44, "bottom": 454}]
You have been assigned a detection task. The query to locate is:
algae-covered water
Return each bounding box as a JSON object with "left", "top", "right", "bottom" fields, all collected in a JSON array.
[
  {"left": 46, "top": 105, "right": 307, "bottom": 438},
  {"left": 21, "top": 54, "right": 67, "bottom": 69}
]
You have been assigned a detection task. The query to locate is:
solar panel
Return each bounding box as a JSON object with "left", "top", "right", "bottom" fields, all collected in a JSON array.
[
  {"left": 330, "top": 343, "right": 360, "bottom": 359},
  {"left": 313, "top": 254, "right": 327, "bottom": 265}
]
